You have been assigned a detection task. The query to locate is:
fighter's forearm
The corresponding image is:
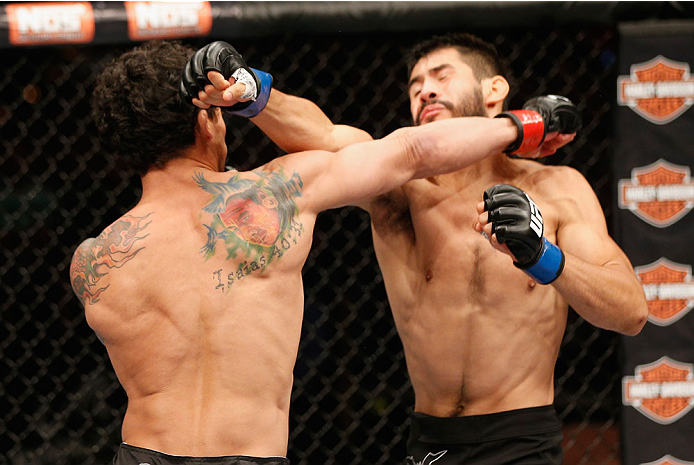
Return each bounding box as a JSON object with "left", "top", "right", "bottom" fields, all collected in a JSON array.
[
  {"left": 553, "top": 254, "right": 648, "bottom": 336},
  {"left": 251, "top": 89, "right": 372, "bottom": 153},
  {"left": 394, "top": 117, "right": 517, "bottom": 179}
]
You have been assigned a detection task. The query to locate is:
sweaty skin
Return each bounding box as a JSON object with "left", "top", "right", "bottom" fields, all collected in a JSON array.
[
  {"left": 70, "top": 99, "right": 522, "bottom": 456},
  {"left": 196, "top": 46, "right": 648, "bottom": 419}
]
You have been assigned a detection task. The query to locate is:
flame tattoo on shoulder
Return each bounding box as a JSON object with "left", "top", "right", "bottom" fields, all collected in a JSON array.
[{"left": 70, "top": 213, "right": 152, "bottom": 306}]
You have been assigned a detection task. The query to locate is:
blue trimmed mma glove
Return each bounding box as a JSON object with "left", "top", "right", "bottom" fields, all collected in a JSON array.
[
  {"left": 179, "top": 41, "right": 273, "bottom": 117},
  {"left": 495, "top": 95, "right": 582, "bottom": 157},
  {"left": 483, "top": 184, "right": 565, "bottom": 284}
]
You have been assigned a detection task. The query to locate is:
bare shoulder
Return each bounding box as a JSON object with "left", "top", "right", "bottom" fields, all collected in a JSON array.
[
  {"left": 197, "top": 162, "right": 304, "bottom": 202},
  {"left": 523, "top": 164, "right": 592, "bottom": 198},
  {"left": 522, "top": 163, "right": 607, "bottom": 227},
  {"left": 69, "top": 212, "right": 153, "bottom": 306}
]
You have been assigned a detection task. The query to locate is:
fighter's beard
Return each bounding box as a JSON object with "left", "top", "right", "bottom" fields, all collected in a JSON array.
[{"left": 415, "top": 87, "right": 487, "bottom": 125}]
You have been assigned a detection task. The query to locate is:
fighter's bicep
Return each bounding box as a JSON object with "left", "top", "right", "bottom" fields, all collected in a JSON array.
[
  {"left": 283, "top": 137, "right": 413, "bottom": 212},
  {"left": 559, "top": 219, "right": 628, "bottom": 269},
  {"left": 555, "top": 180, "right": 630, "bottom": 270}
]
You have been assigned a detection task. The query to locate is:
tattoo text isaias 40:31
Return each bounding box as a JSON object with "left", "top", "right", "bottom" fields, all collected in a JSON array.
[
  {"left": 195, "top": 168, "right": 304, "bottom": 293},
  {"left": 70, "top": 213, "right": 152, "bottom": 306}
]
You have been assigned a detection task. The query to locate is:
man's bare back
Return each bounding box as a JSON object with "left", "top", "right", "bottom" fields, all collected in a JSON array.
[{"left": 72, "top": 167, "right": 312, "bottom": 456}]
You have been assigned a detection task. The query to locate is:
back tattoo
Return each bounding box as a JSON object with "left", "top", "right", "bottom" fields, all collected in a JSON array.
[
  {"left": 195, "top": 168, "right": 304, "bottom": 293},
  {"left": 70, "top": 213, "right": 153, "bottom": 306}
]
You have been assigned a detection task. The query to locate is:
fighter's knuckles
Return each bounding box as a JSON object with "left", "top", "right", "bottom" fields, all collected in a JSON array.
[
  {"left": 203, "top": 41, "right": 246, "bottom": 78},
  {"left": 479, "top": 210, "right": 490, "bottom": 225}
]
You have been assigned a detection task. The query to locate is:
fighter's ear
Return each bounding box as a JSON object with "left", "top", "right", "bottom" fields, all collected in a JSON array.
[
  {"left": 195, "top": 109, "right": 214, "bottom": 139},
  {"left": 483, "top": 75, "right": 510, "bottom": 108}
]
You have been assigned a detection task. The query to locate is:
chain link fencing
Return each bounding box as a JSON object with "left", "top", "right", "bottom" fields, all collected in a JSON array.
[{"left": 2, "top": 27, "right": 621, "bottom": 464}]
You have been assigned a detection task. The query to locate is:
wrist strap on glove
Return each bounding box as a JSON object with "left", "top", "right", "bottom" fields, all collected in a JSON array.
[
  {"left": 495, "top": 110, "right": 546, "bottom": 156},
  {"left": 515, "top": 237, "right": 565, "bottom": 285},
  {"left": 225, "top": 68, "right": 273, "bottom": 118}
]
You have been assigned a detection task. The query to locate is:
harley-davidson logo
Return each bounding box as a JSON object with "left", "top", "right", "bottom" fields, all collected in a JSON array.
[
  {"left": 636, "top": 258, "right": 694, "bottom": 326},
  {"left": 623, "top": 357, "right": 694, "bottom": 425},
  {"left": 618, "top": 159, "right": 694, "bottom": 227},
  {"left": 617, "top": 55, "right": 694, "bottom": 124},
  {"left": 641, "top": 455, "right": 694, "bottom": 465}
]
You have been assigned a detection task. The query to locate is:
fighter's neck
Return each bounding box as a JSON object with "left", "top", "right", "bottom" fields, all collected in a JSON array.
[{"left": 139, "top": 156, "right": 223, "bottom": 202}]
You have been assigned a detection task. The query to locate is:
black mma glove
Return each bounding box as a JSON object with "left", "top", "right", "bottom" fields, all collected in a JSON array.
[
  {"left": 483, "top": 184, "right": 565, "bottom": 284},
  {"left": 495, "top": 95, "right": 581, "bottom": 157},
  {"left": 179, "top": 41, "right": 273, "bottom": 118}
]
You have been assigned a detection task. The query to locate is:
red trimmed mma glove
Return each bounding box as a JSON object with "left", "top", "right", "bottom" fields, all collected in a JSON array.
[
  {"left": 179, "top": 41, "right": 273, "bottom": 117},
  {"left": 483, "top": 184, "right": 564, "bottom": 284},
  {"left": 495, "top": 95, "right": 582, "bottom": 158}
]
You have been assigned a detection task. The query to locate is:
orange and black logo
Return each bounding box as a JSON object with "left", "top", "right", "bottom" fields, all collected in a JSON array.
[
  {"left": 617, "top": 55, "right": 694, "bottom": 124},
  {"left": 635, "top": 258, "right": 694, "bottom": 327},
  {"left": 6, "top": 1, "right": 94, "bottom": 45},
  {"left": 125, "top": 1, "right": 212, "bottom": 41},
  {"left": 623, "top": 356, "right": 694, "bottom": 425},
  {"left": 618, "top": 159, "right": 694, "bottom": 227},
  {"left": 640, "top": 455, "right": 694, "bottom": 465}
]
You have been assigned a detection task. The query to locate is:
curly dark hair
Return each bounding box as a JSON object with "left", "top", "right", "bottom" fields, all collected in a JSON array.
[
  {"left": 405, "top": 32, "right": 507, "bottom": 81},
  {"left": 92, "top": 40, "right": 215, "bottom": 175}
]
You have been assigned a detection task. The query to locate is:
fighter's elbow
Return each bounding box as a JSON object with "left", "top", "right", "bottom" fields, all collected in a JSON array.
[
  {"left": 622, "top": 300, "right": 649, "bottom": 336},
  {"left": 616, "top": 289, "right": 649, "bottom": 336}
]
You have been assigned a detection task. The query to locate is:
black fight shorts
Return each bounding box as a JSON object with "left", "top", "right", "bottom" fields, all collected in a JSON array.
[
  {"left": 113, "top": 443, "right": 290, "bottom": 465},
  {"left": 405, "top": 405, "right": 563, "bottom": 465}
]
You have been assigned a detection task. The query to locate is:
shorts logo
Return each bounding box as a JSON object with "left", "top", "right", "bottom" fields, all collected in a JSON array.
[
  {"left": 617, "top": 55, "right": 694, "bottom": 124},
  {"left": 6, "top": 1, "right": 95, "bottom": 45},
  {"left": 640, "top": 455, "right": 694, "bottom": 465},
  {"left": 618, "top": 159, "right": 694, "bottom": 227},
  {"left": 623, "top": 356, "right": 694, "bottom": 425},
  {"left": 125, "top": 1, "right": 212, "bottom": 41},
  {"left": 406, "top": 450, "right": 447, "bottom": 465},
  {"left": 635, "top": 258, "right": 694, "bottom": 326}
]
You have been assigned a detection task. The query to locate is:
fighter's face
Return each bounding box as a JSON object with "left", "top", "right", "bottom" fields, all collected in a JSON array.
[
  {"left": 408, "top": 47, "right": 487, "bottom": 125},
  {"left": 220, "top": 190, "right": 280, "bottom": 247}
]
